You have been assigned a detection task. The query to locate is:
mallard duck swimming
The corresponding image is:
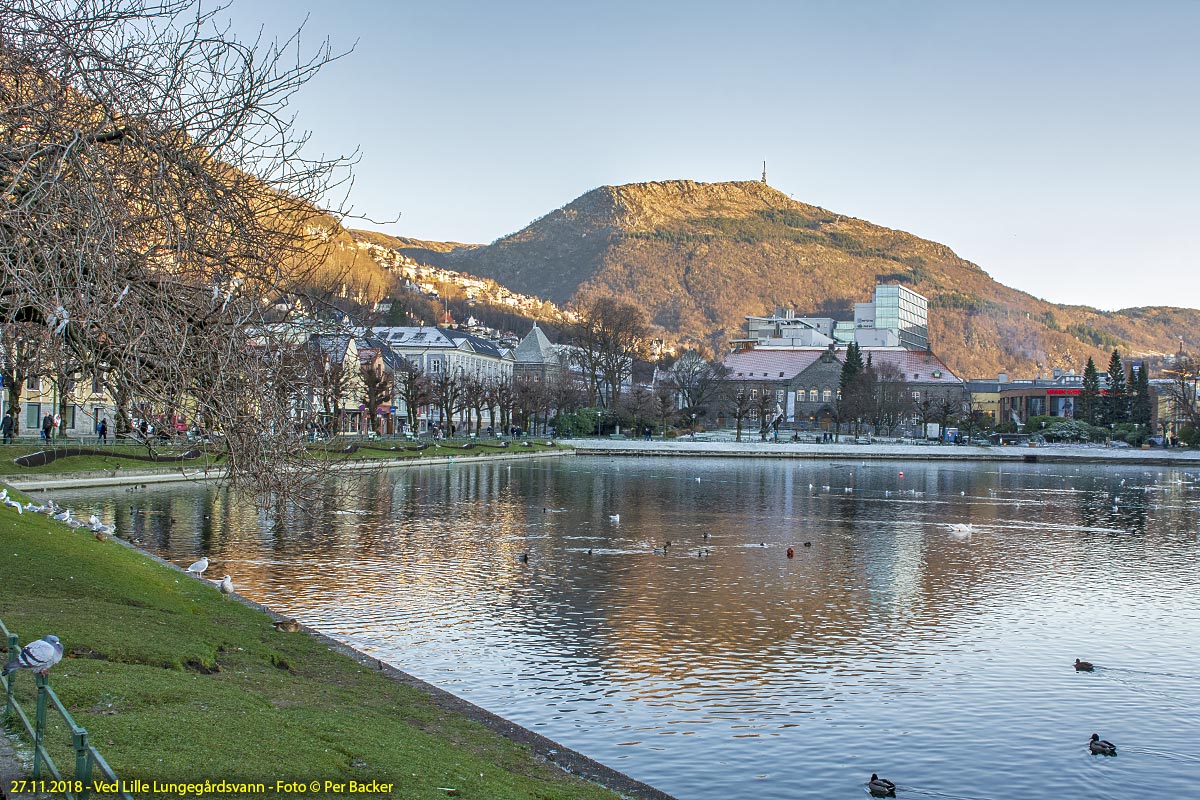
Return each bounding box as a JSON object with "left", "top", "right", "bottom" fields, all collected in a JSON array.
[
  {"left": 1075, "top": 658, "right": 1094, "bottom": 671},
  {"left": 868, "top": 773, "right": 896, "bottom": 797},
  {"left": 1089, "top": 733, "right": 1116, "bottom": 755}
]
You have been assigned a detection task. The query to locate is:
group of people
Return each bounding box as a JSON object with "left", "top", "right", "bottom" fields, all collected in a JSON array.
[{"left": 0, "top": 410, "right": 108, "bottom": 445}]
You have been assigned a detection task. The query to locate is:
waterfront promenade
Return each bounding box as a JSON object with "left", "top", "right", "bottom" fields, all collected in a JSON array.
[{"left": 571, "top": 436, "right": 1200, "bottom": 465}]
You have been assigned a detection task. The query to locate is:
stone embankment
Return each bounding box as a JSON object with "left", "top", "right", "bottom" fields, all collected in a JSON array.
[
  {"left": 571, "top": 439, "right": 1200, "bottom": 466},
  {"left": 4, "top": 449, "right": 573, "bottom": 491}
]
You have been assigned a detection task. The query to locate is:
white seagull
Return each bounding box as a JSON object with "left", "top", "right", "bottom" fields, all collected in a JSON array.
[
  {"left": 3, "top": 497, "right": 23, "bottom": 514},
  {"left": 3, "top": 635, "right": 64, "bottom": 676},
  {"left": 216, "top": 575, "right": 234, "bottom": 594},
  {"left": 608, "top": 513, "right": 620, "bottom": 523},
  {"left": 187, "top": 556, "right": 209, "bottom": 577},
  {"left": 947, "top": 523, "right": 975, "bottom": 536}
]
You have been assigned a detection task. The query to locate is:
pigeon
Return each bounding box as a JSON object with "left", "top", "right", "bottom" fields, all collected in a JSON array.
[
  {"left": 3, "top": 635, "right": 64, "bottom": 676},
  {"left": 186, "top": 556, "right": 209, "bottom": 577}
]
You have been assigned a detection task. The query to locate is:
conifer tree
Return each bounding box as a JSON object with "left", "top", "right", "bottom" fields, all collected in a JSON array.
[
  {"left": 840, "top": 342, "right": 865, "bottom": 393},
  {"left": 1105, "top": 349, "right": 1127, "bottom": 424},
  {"left": 1080, "top": 357, "right": 1101, "bottom": 424},
  {"left": 1131, "top": 361, "right": 1153, "bottom": 427}
]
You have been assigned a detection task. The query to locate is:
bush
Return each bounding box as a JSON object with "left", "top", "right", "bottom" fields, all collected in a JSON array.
[
  {"left": 1040, "top": 419, "right": 1094, "bottom": 443},
  {"left": 1179, "top": 426, "right": 1200, "bottom": 448},
  {"left": 550, "top": 408, "right": 600, "bottom": 438}
]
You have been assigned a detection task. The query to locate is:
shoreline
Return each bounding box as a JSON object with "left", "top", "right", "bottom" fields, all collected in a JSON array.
[
  {"left": 1, "top": 477, "right": 674, "bottom": 800},
  {"left": 4, "top": 449, "right": 574, "bottom": 491},
  {"left": 568, "top": 439, "right": 1200, "bottom": 465},
  {"left": 107, "top": 535, "right": 677, "bottom": 800}
]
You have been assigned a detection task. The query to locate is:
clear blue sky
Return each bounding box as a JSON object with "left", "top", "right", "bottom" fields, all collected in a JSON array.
[{"left": 228, "top": 0, "right": 1198, "bottom": 311}]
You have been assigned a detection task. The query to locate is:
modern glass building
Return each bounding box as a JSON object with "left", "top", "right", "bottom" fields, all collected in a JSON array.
[{"left": 872, "top": 284, "right": 928, "bottom": 350}]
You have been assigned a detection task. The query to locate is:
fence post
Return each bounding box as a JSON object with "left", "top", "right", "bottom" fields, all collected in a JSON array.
[
  {"left": 4, "top": 633, "right": 16, "bottom": 716},
  {"left": 74, "top": 729, "right": 92, "bottom": 800},
  {"left": 33, "top": 673, "right": 48, "bottom": 778}
]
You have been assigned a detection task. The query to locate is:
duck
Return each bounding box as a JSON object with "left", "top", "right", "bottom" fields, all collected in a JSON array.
[
  {"left": 786, "top": 547, "right": 794, "bottom": 558},
  {"left": 803, "top": 541, "right": 812, "bottom": 547},
  {"left": 1089, "top": 733, "right": 1117, "bottom": 755},
  {"left": 868, "top": 773, "right": 896, "bottom": 797},
  {"left": 518, "top": 552, "right": 529, "bottom": 564},
  {"left": 272, "top": 619, "right": 301, "bottom": 633},
  {"left": 1074, "top": 658, "right": 1094, "bottom": 672},
  {"left": 608, "top": 513, "right": 620, "bottom": 523}
]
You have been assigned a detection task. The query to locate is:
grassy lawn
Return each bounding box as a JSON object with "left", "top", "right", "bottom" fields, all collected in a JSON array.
[
  {"left": 0, "top": 484, "right": 618, "bottom": 799},
  {"left": 0, "top": 440, "right": 566, "bottom": 477}
]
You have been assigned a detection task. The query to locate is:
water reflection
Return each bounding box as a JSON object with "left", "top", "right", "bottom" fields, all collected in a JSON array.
[{"left": 51, "top": 459, "right": 1200, "bottom": 800}]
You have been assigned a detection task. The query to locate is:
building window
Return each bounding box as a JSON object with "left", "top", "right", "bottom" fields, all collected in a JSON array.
[
  {"left": 776, "top": 390, "right": 784, "bottom": 403},
  {"left": 430, "top": 359, "right": 442, "bottom": 373},
  {"left": 26, "top": 376, "right": 40, "bottom": 391},
  {"left": 750, "top": 388, "right": 759, "bottom": 399},
  {"left": 823, "top": 389, "right": 832, "bottom": 403},
  {"left": 809, "top": 389, "right": 818, "bottom": 402},
  {"left": 912, "top": 391, "right": 921, "bottom": 400}
]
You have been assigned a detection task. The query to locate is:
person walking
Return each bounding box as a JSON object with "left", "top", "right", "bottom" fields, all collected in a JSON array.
[
  {"left": 1, "top": 410, "right": 14, "bottom": 444},
  {"left": 98, "top": 417, "right": 108, "bottom": 445},
  {"left": 41, "top": 412, "right": 54, "bottom": 442}
]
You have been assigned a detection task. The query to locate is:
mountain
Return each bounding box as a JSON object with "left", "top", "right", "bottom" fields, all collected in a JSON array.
[{"left": 377, "top": 180, "right": 1200, "bottom": 378}]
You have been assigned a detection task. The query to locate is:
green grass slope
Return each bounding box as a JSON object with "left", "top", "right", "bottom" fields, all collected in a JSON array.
[{"left": 0, "top": 485, "right": 619, "bottom": 799}]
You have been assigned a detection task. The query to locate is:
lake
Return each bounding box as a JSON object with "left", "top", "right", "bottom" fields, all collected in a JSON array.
[{"left": 50, "top": 456, "right": 1200, "bottom": 799}]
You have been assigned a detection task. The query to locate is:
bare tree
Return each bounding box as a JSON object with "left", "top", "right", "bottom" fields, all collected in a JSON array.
[
  {"left": 360, "top": 358, "right": 392, "bottom": 436},
  {"left": 872, "top": 361, "right": 908, "bottom": 437},
  {"left": 1163, "top": 355, "right": 1199, "bottom": 431},
  {"left": 567, "top": 296, "right": 649, "bottom": 408},
  {"left": 431, "top": 371, "right": 465, "bottom": 435},
  {"left": 722, "top": 383, "right": 754, "bottom": 443},
  {"left": 394, "top": 358, "right": 431, "bottom": 433},
  {"left": 0, "top": 0, "right": 364, "bottom": 497},
  {"left": 0, "top": 324, "right": 51, "bottom": 434},
  {"left": 666, "top": 351, "right": 729, "bottom": 416}
]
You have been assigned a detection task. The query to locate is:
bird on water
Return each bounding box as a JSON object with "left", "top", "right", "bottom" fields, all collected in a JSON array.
[
  {"left": 1089, "top": 733, "right": 1117, "bottom": 755},
  {"left": 1074, "top": 658, "right": 1094, "bottom": 671},
  {"left": 868, "top": 773, "right": 896, "bottom": 797}
]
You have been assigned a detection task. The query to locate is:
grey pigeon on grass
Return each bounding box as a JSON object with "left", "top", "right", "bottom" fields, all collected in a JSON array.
[{"left": 3, "top": 635, "right": 64, "bottom": 676}]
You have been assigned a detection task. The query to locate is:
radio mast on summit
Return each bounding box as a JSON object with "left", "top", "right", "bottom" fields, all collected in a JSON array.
[{"left": 761, "top": 160, "right": 767, "bottom": 184}]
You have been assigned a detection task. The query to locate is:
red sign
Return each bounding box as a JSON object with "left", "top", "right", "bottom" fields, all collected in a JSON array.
[{"left": 1045, "top": 389, "right": 1081, "bottom": 396}]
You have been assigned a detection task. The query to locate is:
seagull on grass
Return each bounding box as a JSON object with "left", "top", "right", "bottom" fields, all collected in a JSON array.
[
  {"left": 3, "top": 635, "right": 63, "bottom": 677},
  {"left": 3, "top": 497, "right": 22, "bottom": 514},
  {"left": 187, "top": 556, "right": 209, "bottom": 577}
]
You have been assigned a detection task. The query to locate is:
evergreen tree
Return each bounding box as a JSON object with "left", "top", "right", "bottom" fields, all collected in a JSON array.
[
  {"left": 838, "top": 343, "right": 868, "bottom": 437},
  {"left": 1080, "top": 357, "right": 1101, "bottom": 424},
  {"left": 1131, "top": 361, "right": 1153, "bottom": 427},
  {"left": 1105, "top": 349, "right": 1127, "bottom": 424},
  {"left": 840, "top": 342, "right": 865, "bottom": 393}
]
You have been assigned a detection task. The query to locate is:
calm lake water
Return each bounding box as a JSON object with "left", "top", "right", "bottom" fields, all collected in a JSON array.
[{"left": 51, "top": 456, "right": 1200, "bottom": 799}]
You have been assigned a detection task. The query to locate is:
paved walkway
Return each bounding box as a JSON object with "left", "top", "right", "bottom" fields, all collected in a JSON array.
[{"left": 571, "top": 438, "right": 1200, "bottom": 465}]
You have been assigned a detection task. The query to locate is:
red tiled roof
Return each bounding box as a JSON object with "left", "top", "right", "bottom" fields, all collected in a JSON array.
[
  {"left": 723, "top": 349, "right": 825, "bottom": 380},
  {"left": 723, "top": 348, "right": 962, "bottom": 383}
]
